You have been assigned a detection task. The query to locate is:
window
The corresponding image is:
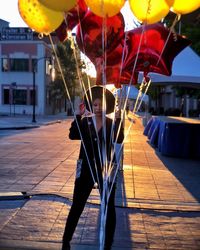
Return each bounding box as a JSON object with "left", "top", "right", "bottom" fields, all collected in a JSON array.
[
  {"left": 30, "top": 89, "right": 37, "bottom": 105},
  {"left": 3, "top": 89, "right": 10, "bottom": 104},
  {"left": 14, "top": 89, "right": 27, "bottom": 105},
  {"left": 2, "top": 58, "right": 9, "bottom": 72},
  {"left": 10, "top": 58, "right": 29, "bottom": 72},
  {"left": 2, "top": 87, "right": 30, "bottom": 105}
]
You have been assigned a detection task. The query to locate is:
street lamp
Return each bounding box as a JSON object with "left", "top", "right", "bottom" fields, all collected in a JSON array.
[
  {"left": 32, "top": 56, "right": 55, "bottom": 123},
  {"left": 32, "top": 63, "right": 36, "bottom": 123},
  {"left": 11, "top": 82, "right": 17, "bottom": 116}
]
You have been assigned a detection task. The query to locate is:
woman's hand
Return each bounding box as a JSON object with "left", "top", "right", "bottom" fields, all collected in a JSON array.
[
  {"left": 79, "top": 102, "right": 85, "bottom": 115},
  {"left": 75, "top": 102, "right": 85, "bottom": 116},
  {"left": 115, "top": 108, "right": 121, "bottom": 119}
]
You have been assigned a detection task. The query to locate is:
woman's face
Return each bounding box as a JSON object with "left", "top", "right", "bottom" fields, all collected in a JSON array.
[{"left": 93, "top": 98, "right": 103, "bottom": 117}]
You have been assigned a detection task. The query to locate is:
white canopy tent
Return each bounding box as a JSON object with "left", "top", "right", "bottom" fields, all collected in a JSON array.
[
  {"left": 139, "top": 47, "right": 200, "bottom": 87},
  {"left": 136, "top": 46, "right": 200, "bottom": 117},
  {"left": 115, "top": 85, "right": 149, "bottom": 103}
]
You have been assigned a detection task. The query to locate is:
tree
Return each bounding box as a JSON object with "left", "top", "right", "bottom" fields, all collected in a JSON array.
[
  {"left": 49, "top": 39, "right": 85, "bottom": 113},
  {"left": 180, "top": 22, "right": 200, "bottom": 56},
  {"left": 165, "top": 9, "right": 200, "bottom": 55}
]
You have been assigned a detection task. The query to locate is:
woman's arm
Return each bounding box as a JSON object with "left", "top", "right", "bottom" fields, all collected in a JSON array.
[
  {"left": 114, "top": 118, "right": 124, "bottom": 143},
  {"left": 69, "top": 102, "right": 87, "bottom": 140},
  {"left": 69, "top": 115, "right": 82, "bottom": 140},
  {"left": 113, "top": 109, "right": 124, "bottom": 143}
]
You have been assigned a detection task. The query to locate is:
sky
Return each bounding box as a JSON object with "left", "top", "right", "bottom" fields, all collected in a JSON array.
[{"left": 0, "top": 0, "right": 27, "bottom": 27}]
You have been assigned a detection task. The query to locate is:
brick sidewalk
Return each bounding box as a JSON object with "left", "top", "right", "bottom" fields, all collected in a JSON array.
[{"left": 0, "top": 115, "right": 200, "bottom": 249}]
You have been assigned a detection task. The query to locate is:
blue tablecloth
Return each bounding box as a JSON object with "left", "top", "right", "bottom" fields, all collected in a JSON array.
[{"left": 144, "top": 116, "right": 200, "bottom": 158}]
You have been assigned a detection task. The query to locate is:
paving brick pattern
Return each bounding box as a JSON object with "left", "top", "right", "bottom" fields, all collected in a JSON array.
[{"left": 0, "top": 115, "right": 200, "bottom": 249}]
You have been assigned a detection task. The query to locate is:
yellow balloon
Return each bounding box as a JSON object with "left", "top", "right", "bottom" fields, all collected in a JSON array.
[
  {"left": 171, "top": 0, "right": 200, "bottom": 15},
  {"left": 129, "top": 0, "right": 174, "bottom": 24},
  {"left": 84, "top": 0, "right": 126, "bottom": 17},
  {"left": 18, "top": 0, "right": 64, "bottom": 35},
  {"left": 39, "top": 0, "right": 77, "bottom": 12}
]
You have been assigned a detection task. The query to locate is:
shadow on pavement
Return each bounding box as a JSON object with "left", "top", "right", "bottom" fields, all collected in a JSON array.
[
  {"left": 157, "top": 151, "right": 200, "bottom": 203},
  {"left": 114, "top": 170, "right": 133, "bottom": 249}
]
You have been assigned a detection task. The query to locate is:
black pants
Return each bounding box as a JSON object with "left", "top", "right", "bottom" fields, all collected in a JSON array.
[{"left": 62, "top": 172, "right": 116, "bottom": 248}]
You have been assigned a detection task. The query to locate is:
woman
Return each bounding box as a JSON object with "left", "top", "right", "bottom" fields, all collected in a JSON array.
[{"left": 62, "top": 86, "right": 124, "bottom": 250}]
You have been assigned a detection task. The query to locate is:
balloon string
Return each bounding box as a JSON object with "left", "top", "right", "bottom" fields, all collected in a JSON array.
[
  {"left": 133, "top": 76, "right": 151, "bottom": 114},
  {"left": 67, "top": 32, "right": 89, "bottom": 104},
  {"left": 68, "top": 13, "right": 112, "bottom": 197},
  {"left": 106, "top": 86, "right": 145, "bottom": 201},
  {"left": 63, "top": 12, "right": 91, "bottom": 102},
  {"left": 48, "top": 34, "right": 98, "bottom": 188},
  {"left": 65, "top": 11, "right": 105, "bottom": 183},
  {"left": 101, "top": 25, "right": 112, "bottom": 250},
  {"left": 133, "top": 80, "right": 145, "bottom": 113},
  {"left": 117, "top": 24, "right": 145, "bottom": 129},
  {"left": 99, "top": 177, "right": 109, "bottom": 250},
  {"left": 100, "top": 12, "right": 107, "bottom": 250},
  {"left": 108, "top": 105, "right": 137, "bottom": 208},
  {"left": 63, "top": 8, "right": 93, "bottom": 104},
  {"left": 105, "top": 30, "right": 129, "bottom": 188},
  {"left": 74, "top": 13, "right": 107, "bottom": 194},
  {"left": 105, "top": 112, "right": 136, "bottom": 204},
  {"left": 107, "top": 24, "right": 148, "bottom": 201},
  {"left": 156, "top": 14, "right": 181, "bottom": 67},
  {"left": 68, "top": 31, "right": 104, "bottom": 195},
  {"left": 102, "top": 16, "right": 108, "bottom": 175},
  {"left": 100, "top": 14, "right": 123, "bottom": 250},
  {"left": 108, "top": 16, "right": 183, "bottom": 198},
  {"left": 76, "top": 18, "right": 102, "bottom": 150},
  {"left": 136, "top": 79, "right": 151, "bottom": 112},
  {"left": 106, "top": 25, "right": 146, "bottom": 183},
  {"left": 118, "top": 31, "right": 128, "bottom": 109},
  {"left": 76, "top": 10, "right": 95, "bottom": 96},
  {"left": 112, "top": 24, "right": 145, "bottom": 157},
  {"left": 104, "top": 24, "right": 147, "bottom": 202},
  {"left": 79, "top": 14, "right": 109, "bottom": 198}
]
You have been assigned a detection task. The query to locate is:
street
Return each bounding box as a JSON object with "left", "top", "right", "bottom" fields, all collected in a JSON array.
[
  {"left": 0, "top": 117, "right": 200, "bottom": 249},
  {"left": 0, "top": 120, "right": 78, "bottom": 196}
]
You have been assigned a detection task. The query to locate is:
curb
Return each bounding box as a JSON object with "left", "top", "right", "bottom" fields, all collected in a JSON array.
[
  {"left": 0, "top": 120, "right": 63, "bottom": 130},
  {"left": 0, "top": 192, "right": 30, "bottom": 201},
  {"left": 0, "top": 125, "right": 40, "bottom": 130}
]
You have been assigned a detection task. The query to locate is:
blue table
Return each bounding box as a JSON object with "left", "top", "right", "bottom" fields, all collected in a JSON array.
[{"left": 144, "top": 116, "right": 200, "bottom": 158}]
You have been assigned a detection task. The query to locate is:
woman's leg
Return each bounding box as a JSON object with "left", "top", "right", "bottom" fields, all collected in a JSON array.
[
  {"left": 104, "top": 185, "right": 116, "bottom": 250},
  {"left": 62, "top": 175, "right": 93, "bottom": 247}
]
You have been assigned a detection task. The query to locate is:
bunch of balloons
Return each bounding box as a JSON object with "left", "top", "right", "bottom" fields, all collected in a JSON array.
[
  {"left": 18, "top": 0, "right": 200, "bottom": 35},
  {"left": 18, "top": 0, "right": 199, "bottom": 87}
]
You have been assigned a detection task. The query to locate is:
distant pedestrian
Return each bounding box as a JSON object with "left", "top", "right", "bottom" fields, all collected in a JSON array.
[
  {"left": 126, "top": 103, "right": 130, "bottom": 115},
  {"left": 62, "top": 85, "right": 124, "bottom": 250},
  {"left": 180, "top": 97, "right": 184, "bottom": 117}
]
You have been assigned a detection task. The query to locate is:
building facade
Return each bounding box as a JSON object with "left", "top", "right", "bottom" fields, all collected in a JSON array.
[{"left": 0, "top": 19, "right": 57, "bottom": 116}]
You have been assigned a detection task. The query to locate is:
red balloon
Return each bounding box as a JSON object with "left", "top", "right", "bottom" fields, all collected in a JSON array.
[
  {"left": 95, "top": 43, "right": 138, "bottom": 88},
  {"left": 96, "top": 66, "right": 138, "bottom": 88},
  {"left": 55, "top": 0, "right": 88, "bottom": 42},
  {"left": 123, "top": 23, "right": 191, "bottom": 76},
  {"left": 76, "top": 10, "right": 125, "bottom": 64},
  {"left": 67, "top": 0, "right": 88, "bottom": 30},
  {"left": 95, "top": 23, "right": 191, "bottom": 88},
  {"left": 55, "top": 21, "right": 68, "bottom": 42}
]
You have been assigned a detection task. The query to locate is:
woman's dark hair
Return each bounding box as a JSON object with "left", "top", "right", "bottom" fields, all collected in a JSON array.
[{"left": 84, "top": 85, "right": 115, "bottom": 114}]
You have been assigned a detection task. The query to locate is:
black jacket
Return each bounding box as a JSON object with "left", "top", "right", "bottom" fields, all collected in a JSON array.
[{"left": 69, "top": 115, "right": 124, "bottom": 182}]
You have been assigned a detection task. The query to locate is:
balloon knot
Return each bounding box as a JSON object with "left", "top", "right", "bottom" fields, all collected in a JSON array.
[{"left": 38, "top": 33, "right": 44, "bottom": 39}]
